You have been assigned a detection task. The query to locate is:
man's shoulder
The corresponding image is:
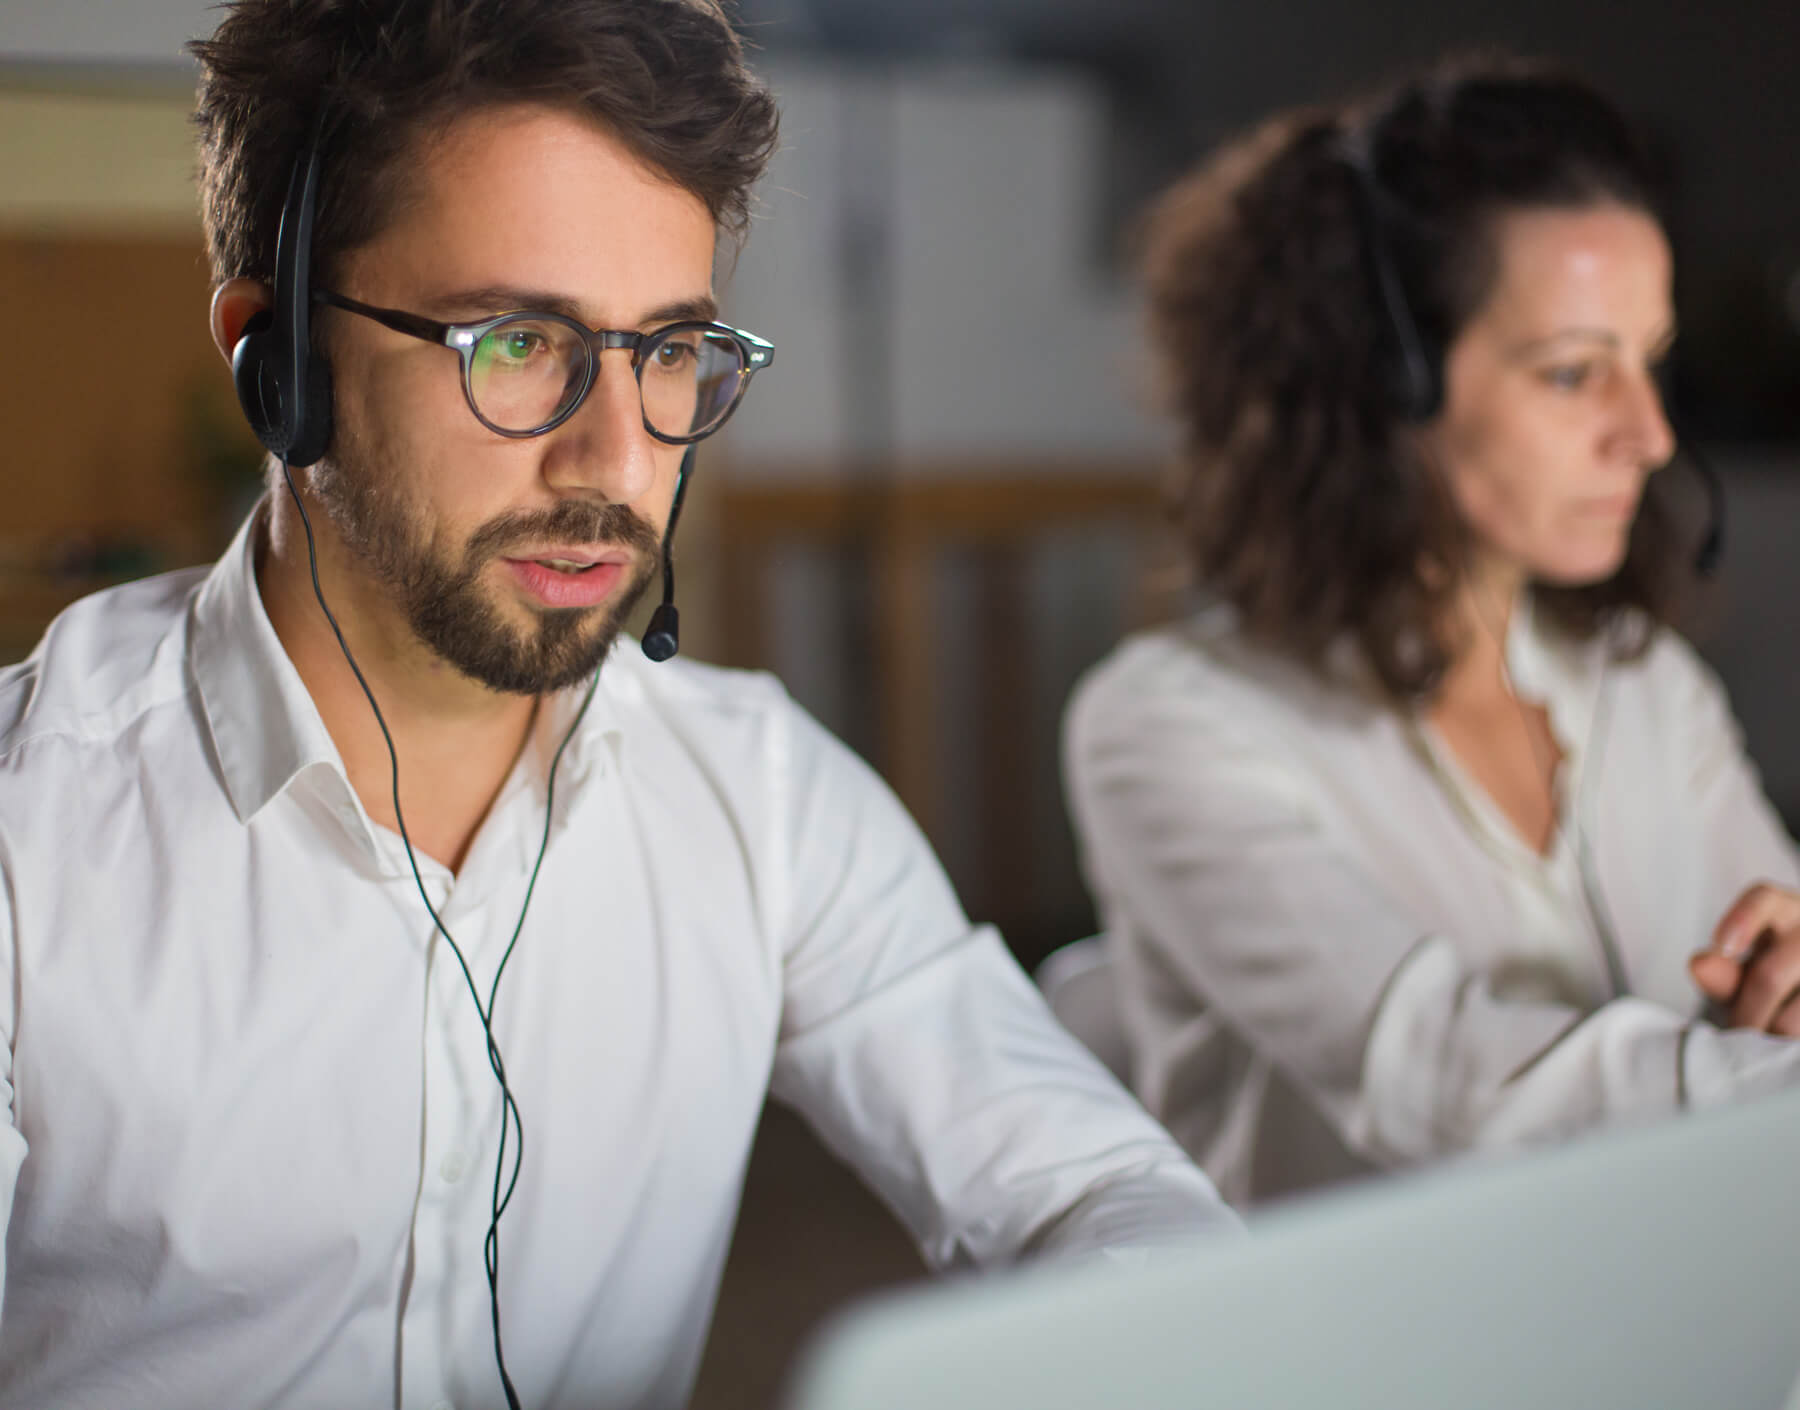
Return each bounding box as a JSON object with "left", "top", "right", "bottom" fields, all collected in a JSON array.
[
  {"left": 603, "top": 639, "right": 798, "bottom": 728},
  {"left": 599, "top": 643, "right": 868, "bottom": 803},
  {"left": 0, "top": 567, "right": 208, "bottom": 765}
]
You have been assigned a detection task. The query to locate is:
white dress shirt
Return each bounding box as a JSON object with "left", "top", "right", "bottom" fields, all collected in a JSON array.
[
  {"left": 0, "top": 508, "right": 1234, "bottom": 1410},
  {"left": 1064, "top": 595, "right": 1800, "bottom": 1207}
]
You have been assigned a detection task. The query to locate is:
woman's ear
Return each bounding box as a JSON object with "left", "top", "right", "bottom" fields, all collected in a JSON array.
[{"left": 210, "top": 278, "right": 274, "bottom": 363}]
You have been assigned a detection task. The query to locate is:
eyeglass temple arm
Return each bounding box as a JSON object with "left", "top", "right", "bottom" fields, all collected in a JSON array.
[{"left": 314, "top": 289, "right": 452, "bottom": 345}]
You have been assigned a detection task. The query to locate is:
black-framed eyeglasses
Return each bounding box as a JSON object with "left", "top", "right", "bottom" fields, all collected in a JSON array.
[{"left": 315, "top": 289, "right": 774, "bottom": 444}]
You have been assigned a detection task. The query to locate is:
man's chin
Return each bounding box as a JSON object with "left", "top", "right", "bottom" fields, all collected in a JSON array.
[
  {"left": 436, "top": 563, "right": 654, "bottom": 695},
  {"left": 409, "top": 595, "right": 606, "bottom": 696}
]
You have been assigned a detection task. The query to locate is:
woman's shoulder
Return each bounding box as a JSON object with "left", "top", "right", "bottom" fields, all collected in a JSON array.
[
  {"left": 1528, "top": 605, "right": 1744, "bottom": 760},
  {"left": 1604, "top": 615, "right": 1741, "bottom": 732},
  {"left": 1534, "top": 600, "right": 1722, "bottom": 701},
  {"left": 1073, "top": 607, "right": 1255, "bottom": 714},
  {"left": 1067, "top": 606, "right": 1384, "bottom": 754}
]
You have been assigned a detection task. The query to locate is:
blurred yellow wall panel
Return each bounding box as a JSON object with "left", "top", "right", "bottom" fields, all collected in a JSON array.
[{"left": 0, "top": 91, "right": 199, "bottom": 235}]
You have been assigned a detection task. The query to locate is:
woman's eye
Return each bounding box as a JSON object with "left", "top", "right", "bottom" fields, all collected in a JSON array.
[{"left": 1541, "top": 363, "right": 1592, "bottom": 392}]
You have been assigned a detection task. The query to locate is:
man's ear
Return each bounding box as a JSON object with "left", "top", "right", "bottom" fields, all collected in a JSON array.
[{"left": 210, "top": 278, "right": 274, "bottom": 363}]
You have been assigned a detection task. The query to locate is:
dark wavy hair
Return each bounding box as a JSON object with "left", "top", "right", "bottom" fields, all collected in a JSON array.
[
  {"left": 1142, "top": 55, "right": 1692, "bottom": 700},
  {"left": 191, "top": 0, "right": 780, "bottom": 287}
]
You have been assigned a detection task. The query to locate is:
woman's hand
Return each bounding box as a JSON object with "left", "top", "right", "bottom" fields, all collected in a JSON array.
[{"left": 1690, "top": 883, "right": 1800, "bottom": 1037}]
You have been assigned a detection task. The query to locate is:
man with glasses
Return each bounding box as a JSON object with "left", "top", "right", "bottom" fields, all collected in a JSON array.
[{"left": 0, "top": 2, "right": 1234, "bottom": 1408}]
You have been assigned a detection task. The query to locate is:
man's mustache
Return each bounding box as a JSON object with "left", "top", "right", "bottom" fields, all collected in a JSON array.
[{"left": 465, "top": 500, "right": 663, "bottom": 564}]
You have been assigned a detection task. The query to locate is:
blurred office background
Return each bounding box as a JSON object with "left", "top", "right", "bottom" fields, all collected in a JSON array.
[{"left": 2, "top": 0, "right": 1798, "bottom": 1403}]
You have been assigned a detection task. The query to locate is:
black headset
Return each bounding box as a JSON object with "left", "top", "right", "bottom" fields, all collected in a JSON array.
[
  {"left": 1339, "top": 120, "right": 1725, "bottom": 577},
  {"left": 1338, "top": 133, "right": 1443, "bottom": 425},
  {"left": 232, "top": 113, "right": 334, "bottom": 469}
]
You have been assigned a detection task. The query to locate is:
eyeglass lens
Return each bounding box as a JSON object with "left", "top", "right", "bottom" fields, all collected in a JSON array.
[{"left": 466, "top": 317, "right": 747, "bottom": 438}]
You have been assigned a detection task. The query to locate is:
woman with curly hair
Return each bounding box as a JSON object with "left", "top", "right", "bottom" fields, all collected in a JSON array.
[{"left": 1063, "top": 57, "right": 1800, "bottom": 1205}]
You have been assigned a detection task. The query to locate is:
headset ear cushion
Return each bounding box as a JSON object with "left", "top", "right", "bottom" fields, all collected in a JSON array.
[
  {"left": 232, "top": 312, "right": 284, "bottom": 452},
  {"left": 286, "top": 350, "right": 334, "bottom": 469},
  {"left": 1388, "top": 351, "right": 1443, "bottom": 423}
]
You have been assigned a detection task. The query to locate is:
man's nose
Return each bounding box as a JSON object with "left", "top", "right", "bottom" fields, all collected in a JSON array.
[{"left": 539, "top": 353, "right": 658, "bottom": 505}]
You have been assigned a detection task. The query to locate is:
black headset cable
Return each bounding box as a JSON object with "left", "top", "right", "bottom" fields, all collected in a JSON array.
[{"left": 279, "top": 458, "right": 595, "bottom": 1410}]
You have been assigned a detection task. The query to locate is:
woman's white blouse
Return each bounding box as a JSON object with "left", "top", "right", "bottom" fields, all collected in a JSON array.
[{"left": 1064, "top": 596, "right": 1800, "bottom": 1205}]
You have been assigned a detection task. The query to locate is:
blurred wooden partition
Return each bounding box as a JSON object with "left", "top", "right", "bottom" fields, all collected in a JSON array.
[
  {"left": 0, "top": 232, "right": 262, "bottom": 662},
  {"left": 714, "top": 468, "right": 1167, "bottom": 961},
  {"left": 0, "top": 86, "right": 255, "bottom": 662}
]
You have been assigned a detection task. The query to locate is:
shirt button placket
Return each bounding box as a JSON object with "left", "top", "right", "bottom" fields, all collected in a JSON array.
[{"left": 401, "top": 908, "right": 492, "bottom": 1410}]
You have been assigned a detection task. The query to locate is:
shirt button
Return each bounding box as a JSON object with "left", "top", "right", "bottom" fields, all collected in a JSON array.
[{"left": 439, "top": 1151, "right": 468, "bottom": 1184}]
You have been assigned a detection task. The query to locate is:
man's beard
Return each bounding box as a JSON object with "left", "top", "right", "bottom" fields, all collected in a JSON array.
[{"left": 308, "top": 445, "right": 662, "bottom": 696}]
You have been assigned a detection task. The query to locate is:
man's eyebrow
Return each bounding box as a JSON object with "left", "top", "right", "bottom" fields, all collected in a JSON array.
[
  {"left": 641, "top": 294, "right": 719, "bottom": 326},
  {"left": 429, "top": 286, "right": 718, "bottom": 328}
]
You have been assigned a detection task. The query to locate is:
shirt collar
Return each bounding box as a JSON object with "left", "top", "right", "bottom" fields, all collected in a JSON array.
[
  {"left": 190, "top": 501, "right": 629, "bottom": 837},
  {"left": 1501, "top": 588, "right": 1609, "bottom": 768},
  {"left": 190, "top": 503, "right": 346, "bottom": 826},
  {"left": 520, "top": 652, "right": 628, "bottom": 806},
  {"left": 1409, "top": 587, "right": 1616, "bottom": 871}
]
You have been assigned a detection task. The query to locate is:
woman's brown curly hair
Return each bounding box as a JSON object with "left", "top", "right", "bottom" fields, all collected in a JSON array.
[{"left": 1142, "top": 55, "right": 1694, "bottom": 701}]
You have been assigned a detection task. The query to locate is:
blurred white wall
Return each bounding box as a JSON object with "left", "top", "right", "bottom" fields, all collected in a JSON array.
[
  {"left": 0, "top": 91, "right": 196, "bottom": 234},
  {"left": 717, "top": 58, "right": 1169, "bottom": 477},
  {"left": 0, "top": 0, "right": 217, "bottom": 65}
]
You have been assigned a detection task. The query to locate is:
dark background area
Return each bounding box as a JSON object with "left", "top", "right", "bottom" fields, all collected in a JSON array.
[{"left": 742, "top": 0, "right": 1800, "bottom": 441}]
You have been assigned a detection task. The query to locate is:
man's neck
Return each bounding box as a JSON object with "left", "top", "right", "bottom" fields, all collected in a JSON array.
[{"left": 255, "top": 493, "right": 539, "bottom": 874}]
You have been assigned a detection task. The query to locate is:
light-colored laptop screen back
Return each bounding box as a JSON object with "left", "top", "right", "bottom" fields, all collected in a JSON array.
[{"left": 788, "top": 1088, "right": 1800, "bottom": 1410}]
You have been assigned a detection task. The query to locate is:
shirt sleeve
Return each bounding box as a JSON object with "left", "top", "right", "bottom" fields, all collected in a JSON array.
[
  {"left": 765, "top": 699, "right": 1240, "bottom": 1271},
  {"left": 1661, "top": 634, "right": 1800, "bottom": 923},
  {"left": 1063, "top": 652, "right": 1800, "bottom": 1171},
  {"left": 0, "top": 838, "right": 28, "bottom": 1326},
  {"left": 1651, "top": 635, "right": 1800, "bottom": 1110}
]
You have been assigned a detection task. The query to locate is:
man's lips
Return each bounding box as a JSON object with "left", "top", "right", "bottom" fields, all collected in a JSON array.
[
  {"left": 499, "top": 549, "right": 636, "bottom": 608},
  {"left": 501, "top": 546, "right": 634, "bottom": 570}
]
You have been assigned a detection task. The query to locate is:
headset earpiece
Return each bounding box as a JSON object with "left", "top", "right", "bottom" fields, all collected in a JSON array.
[
  {"left": 231, "top": 308, "right": 279, "bottom": 439},
  {"left": 1340, "top": 135, "right": 1442, "bottom": 423},
  {"left": 231, "top": 115, "right": 334, "bottom": 467}
]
